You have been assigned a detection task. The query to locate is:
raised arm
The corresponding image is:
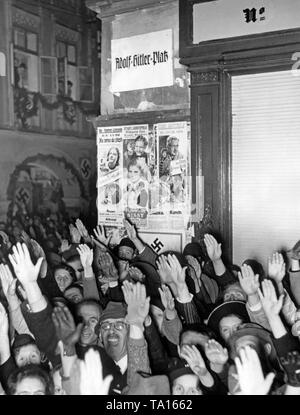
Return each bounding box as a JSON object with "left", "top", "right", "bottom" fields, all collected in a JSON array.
[
  {"left": 122, "top": 281, "right": 151, "bottom": 387},
  {"left": 77, "top": 244, "right": 100, "bottom": 301}
]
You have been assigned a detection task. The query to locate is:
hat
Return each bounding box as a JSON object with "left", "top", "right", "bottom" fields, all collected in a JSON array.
[
  {"left": 12, "top": 334, "right": 36, "bottom": 351},
  {"left": 98, "top": 301, "right": 127, "bottom": 326},
  {"left": 207, "top": 301, "right": 250, "bottom": 334},
  {"left": 227, "top": 322, "right": 277, "bottom": 362},
  {"left": 124, "top": 372, "right": 170, "bottom": 395},
  {"left": 183, "top": 242, "right": 205, "bottom": 260},
  {"left": 167, "top": 357, "right": 194, "bottom": 383},
  {"left": 118, "top": 238, "right": 136, "bottom": 251}
]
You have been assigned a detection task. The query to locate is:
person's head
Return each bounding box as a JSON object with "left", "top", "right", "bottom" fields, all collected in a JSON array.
[
  {"left": 126, "top": 141, "right": 135, "bottom": 155},
  {"left": 222, "top": 282, "right": 247, "bottom": 302},
  {"left": 53, "top": 264, "right": 76, "bottom": 293},
  {"left": 8, "top": 365, "right": 54, "bottom": 395},
  {"left": 107, "top": 147, "right": 120, "bottom": 170},
  {"left": 207, "top": 301, "right": 250, "bottom": 344},
  {"left": 219, "top": 314, "right": 244, "bottom": 343},
  {"left": 134, "top": 135, "right": 148, "bottom": 156},
  {"left": 179, "top": 324, "right": 216, "bottom": 351},
  {"left": 76, "top": 300, "right": 103, "bottom": 346},
  {"left": 168, "top": 358, "right": 201, "bottom": 395},
  {"left": 127, "top": 160, "right": 142, "bottom": 184},
  {"left": 228, "top": 323, "right": 282, "bottom": 393},
  {"left": 17, "top": 62, "right": 27, "bottom": 75},
  {"left": 97, "top": 302, "right": 128, "bottom": 361},
  {"left": 242, "top": 259, "right": 265, "bottom": 284},
  {"left": 12, "top": 334, "right": 41, "bottom": 368},
  {"left": 161, "top": 148, "right": 167, "bottom": 158},
  {"left": 66, "top": 255, "right": 84, "bottom": 281},
  {"left": 150, "top": 298, "right": 164, "bottom": 332},
  {"left": 118, "top": 238, "right": 136, "bottom": 261},
  {"left": 63, "top": 283, "right": 84, "bottom": 304},
  {"left": 167, "top": 136, "right": 179, "bottom": 157}
]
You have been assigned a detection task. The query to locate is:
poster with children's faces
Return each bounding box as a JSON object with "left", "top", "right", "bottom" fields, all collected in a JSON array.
[
  {"left": 123, "top": 124, "right": 150, "bottom": 228},
  {"left": 153, "top": 122, "right": 189, "bottom": 226},
  {"left": 97, "top": 126, "right": 124, "bottom": 226}
]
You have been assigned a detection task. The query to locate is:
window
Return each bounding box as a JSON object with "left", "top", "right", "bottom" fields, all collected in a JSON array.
[
  {"left": 14, "top": 28, "right": 38, "bottom": 53},
  {"left": 56, "top": 41, "right": 76, "bottom": 65},
  {"left": 232, "top": 70, "right": 300, "bottom": 268},
  {"left": 78, "top": 66, "right": 94, "bottom": 102}
]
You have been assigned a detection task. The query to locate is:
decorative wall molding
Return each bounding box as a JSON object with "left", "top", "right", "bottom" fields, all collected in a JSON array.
[
  {"left": 55, "top": 23, "right": 80, "bottom": 43},
  {"left": 191, "top": 71, "right": 218, "bottom": 84},
  {"left": 12, "top": 7, "right": 40, "bottom": 31}
]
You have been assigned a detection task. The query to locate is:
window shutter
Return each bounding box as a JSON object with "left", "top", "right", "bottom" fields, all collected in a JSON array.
[
  {"left": 78, "top": 66, "right": 94, "bottom": 102},
  {"left": 232, "top": 70, "right": 300, "bottom": 268},
  {"left": 40, "top": 56, "right": 57, "bottom": 95}
]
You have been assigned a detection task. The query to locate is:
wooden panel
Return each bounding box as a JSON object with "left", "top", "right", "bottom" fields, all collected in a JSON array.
[{"left": 190, "top": 71, "right": 232, "bottom": 261}]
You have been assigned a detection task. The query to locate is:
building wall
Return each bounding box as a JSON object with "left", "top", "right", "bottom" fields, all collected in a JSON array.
[{"left": 0, "top": 0, "right": 100, "bottom": 222}]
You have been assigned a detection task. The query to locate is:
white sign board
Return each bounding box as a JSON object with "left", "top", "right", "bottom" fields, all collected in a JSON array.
[
  {"left": 111, "top": 29, "right": 173, "bottom": 93},
  {"left": 139, "top": 230, "right": 186, "bottom": 255},
  {"left": 193, "top": 0, "right": 300, "bottom": 43}
]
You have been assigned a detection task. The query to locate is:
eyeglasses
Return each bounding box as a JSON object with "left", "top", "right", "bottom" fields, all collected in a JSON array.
[{"left": 100, "top": 321, "right": 127, "bottom": 331}]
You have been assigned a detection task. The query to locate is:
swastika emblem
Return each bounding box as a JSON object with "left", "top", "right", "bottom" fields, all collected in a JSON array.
[
  {"left": 151, "top": 238, "right": 164, "bottom": 253},
  {"left": 15, "top": 187, "right": 30, "bottom": 205},
  {"left": 80, "top": 158, "right": 92, "bottom": 180}
]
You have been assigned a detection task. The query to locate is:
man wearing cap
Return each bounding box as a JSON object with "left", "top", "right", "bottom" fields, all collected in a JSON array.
[
  {"left": 227, "top": 322, "right": 285, "bottom": 394},
  {"left": 97, "top": 289, "right": 151, "bottom": 393}
]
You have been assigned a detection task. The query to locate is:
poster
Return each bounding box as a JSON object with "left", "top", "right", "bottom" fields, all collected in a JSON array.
[
  {"left": 97, "top": 126, "right": 124, "bottom": 226},
  {"left": 96, "top": 121, "right": 191, "bottom": 231},
  {"left": 154, "top": 122, "right": 188, "bottom": 225},
  {"left": 123, "top": 124, "right": 150, "bottom": 228}
]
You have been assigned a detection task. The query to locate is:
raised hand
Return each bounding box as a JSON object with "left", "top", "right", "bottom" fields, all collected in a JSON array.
[
  {"left": 0, "top": 231, "right": 10, "bottom": 247},
  {"left": 123, "top": 219, "right": 137, "bottom": 240},
  {"left": 234, "top": 345, "right": 275, "bottom": 395},
  {"left": 30, "top": 239, "right": 47, "bottom": 279},
  {"left": 158, "top": 284, "right": 176, "bottom": 320},
  {"left": 118, "top": 260, "right": 130, "bottom": 282},
  {"left": 93, "top": 225, "right": 111, "bottom": 248},
  {"left": 52, "top": 306, "right": 83, "bottom": 351},
  {"left": 97, "top": 251, "right": 119, "bottom": 282},
  {"left": 69, "top": 224, "right": 81, "bottom": 244},
  {"left": 80, "top": 348, "right": 113, "bottom": 395},
  {"left": 0, "top": 302, "right": 9, "bottom": 336},
  {"left": 122, "top": 281, "right": 150, "bottom": 327},
  {"left": 238, "top": 264, "right": 260, "bottom": 296},
  {"left": 127, "top": 267, "right": 145, "bottom": 283},
  {"left": 185, "top": 256, "right": 202, "bottom": 294},
  {"left": 204, "top": 234, "right": 222, "bottom": 262},
  {"left": 21, "top": 230, "right": 31, "bottom": 245},
  {"left": 76, "top": 244, "right": 93, "bottom": 270},
  {"left": 0, "top": 264, "right": 17, "bottom": 299},
  {"left": 180, "top": 344, "right": 208, "bottom": 377},
  {"left": 204, "top": 339, "right": 229, "bottom": 366},
  {"left": 59, "top": 239, "right": 72, "bottom": 253},
  {"left": 156, "top": 255, "right": 174, "bottom": 286},
  {"left": 75, "top": 219, "right": 89, "bottom": 239},
  {"left": 167, "top": 254, "right": 187, "bottom": 288},
  {"left": 258, "top": 279, "right": 284, "bottom": 319},
  {"left": 8, "top": 242, "right": 43, "bottom": 286},
  {"left": 268, "top": 252, "right": 286, "bottom": 283}
]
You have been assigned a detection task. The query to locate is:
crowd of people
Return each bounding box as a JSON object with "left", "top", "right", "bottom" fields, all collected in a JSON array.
[{"left": 0, "top": 208, "right": 300, "bottom": 395}]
